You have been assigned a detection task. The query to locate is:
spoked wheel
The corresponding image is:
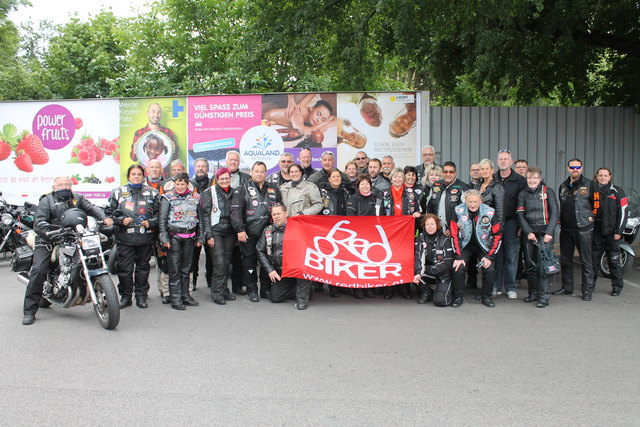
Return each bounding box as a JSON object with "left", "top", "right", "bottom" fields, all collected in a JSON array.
[{"left": 92, "top": 273, "right": 120, "bottom": 330}]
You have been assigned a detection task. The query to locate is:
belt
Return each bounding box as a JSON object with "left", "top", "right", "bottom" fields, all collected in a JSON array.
[{"left": 169, "top": 227, "right": 196, "bottom": 234}]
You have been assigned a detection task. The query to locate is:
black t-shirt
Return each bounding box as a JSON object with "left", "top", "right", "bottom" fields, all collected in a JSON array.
[{"left": 561, "top": 182, "right": 578, "bottom": 229}]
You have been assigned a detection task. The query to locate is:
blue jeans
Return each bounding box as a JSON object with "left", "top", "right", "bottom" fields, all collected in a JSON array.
[{"left": 494, "top": 217, "right": 520, "bottom": 293}]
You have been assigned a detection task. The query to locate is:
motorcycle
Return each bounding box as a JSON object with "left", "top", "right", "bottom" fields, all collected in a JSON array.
[
  {"left": 14, "top": 208, "right": 120, "bottom": 330},
  {"left": 0, "top": 192, "right": 36, "bottom": 257},
  {"left": 599, "top": 187, "right": 639, "bottom": 278}
]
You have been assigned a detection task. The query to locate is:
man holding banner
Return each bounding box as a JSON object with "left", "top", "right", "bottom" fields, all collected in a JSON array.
[{"left": 257, "top": 204, "right": 312, "bottom": 310}]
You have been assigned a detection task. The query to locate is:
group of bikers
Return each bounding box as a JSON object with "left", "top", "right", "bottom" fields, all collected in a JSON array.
[{"left": 21, "top": 145, "right": 630, "bottom": 325}]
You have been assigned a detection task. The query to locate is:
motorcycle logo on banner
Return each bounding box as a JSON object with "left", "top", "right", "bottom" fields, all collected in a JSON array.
[{"left": 282, "top": 216, "right": 415, "bottom": 288}]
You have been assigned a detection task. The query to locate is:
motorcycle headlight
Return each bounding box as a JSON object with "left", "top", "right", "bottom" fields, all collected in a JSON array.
[
  {"left": 81, "top": 234, "right": 102, "bottom": 250},
  {"left": 626, "top": 217, "right": 639, "bottom": 228},
  {"left": 1, "top": 213, "right": 13, "bottom": 226}
]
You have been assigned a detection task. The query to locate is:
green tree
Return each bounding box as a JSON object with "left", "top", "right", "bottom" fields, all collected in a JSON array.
[
  {"left": 374, "top": 0, "right": 640, "bottom": 106},
  {"left": 41, "top": 11, "right": 127, "bottom": 99}
]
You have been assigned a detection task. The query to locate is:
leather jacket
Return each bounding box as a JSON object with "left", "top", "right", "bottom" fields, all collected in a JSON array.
[
  {"left": 414, "top": 230, "right": 454, "bottom": 278},
  {"left": 425, "top": 178, "right": 468, "bottom": 227},
  {"left": 34, "top": 191, "right": 105, "bottom": 245},
  {"left": 106, "top": 184, "right": 160, "bottom": 246},
  {"left": 229, "top": 170, "right": 250, "bottom": 188},
  {"left": 266, "top": 171, "right": 290, "bottom": 187},
  {"left": 191, "top": 175, "right": 212, "bottom": 194},
  {"left": 201, "top": 184, "right": 234, "bottom": 237},
  {"left": 516, "top": 184, "right": 559, "bottom": 236},
  {"left": 472, "top": 178, "right": 505, "bottom": 225},
  {"left": 346, "top": 192, "right": 386, "bottom": 216},
  {"left": 494, "top": 169, "right": 527, "bottom": 219},
  {"left": 558, "top": 175, "right": 594, "bottom": 230},
  {"left": 319, "top": 183, "right": 352, "bottom": 215},
  {"left": 592, "top": 182, "right": 628, "bottom": 236},
  {"left": 383, "top": 185, "right": 421, "bottom": 216},
  {"left": 230, "top": 180, "right": 282, "bottom": 237},
  {"left": 256, "top": 222, "right": 286, "bottom": 273}
]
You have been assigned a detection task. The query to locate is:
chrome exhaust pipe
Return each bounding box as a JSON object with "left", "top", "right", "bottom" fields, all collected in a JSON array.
[{"left": 16, "top": 272, "right": 30, "bottom": 286}]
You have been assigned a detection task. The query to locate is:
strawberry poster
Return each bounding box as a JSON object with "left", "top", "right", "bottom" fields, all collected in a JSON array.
[{"left": 0, "top": 99, "right": 120, "bottom": 204}]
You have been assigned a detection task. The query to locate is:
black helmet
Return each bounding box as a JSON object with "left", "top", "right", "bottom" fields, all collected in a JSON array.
[{"left": 60, "top": 208, "right": 88, "bottom": 228}]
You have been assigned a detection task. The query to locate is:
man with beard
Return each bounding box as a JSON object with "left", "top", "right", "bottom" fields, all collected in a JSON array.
[
  {"left": 368, "top": 158, "right": 391, "bottom": 192},
  {"left": 555, "top": 158, "right": 596, "bottom": 301},
  {"left": 381, "top": 155, "right": 395, "bottom": 182}
]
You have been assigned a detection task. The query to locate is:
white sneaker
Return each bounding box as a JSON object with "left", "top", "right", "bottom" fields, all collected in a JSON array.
[{"left": 506, "top": 291, "right": 517, "bottom": 299}]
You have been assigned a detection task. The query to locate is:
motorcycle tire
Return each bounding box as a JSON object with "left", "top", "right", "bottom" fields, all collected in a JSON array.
[
  {"left": 599, "top": 251, "right": 634, "bottom": 279},
  {"left": 92, "top": 273, "right": 120, "bottom": 330},
  {"left": 107, "top": 244, "right": 118, "bottom": 275}
]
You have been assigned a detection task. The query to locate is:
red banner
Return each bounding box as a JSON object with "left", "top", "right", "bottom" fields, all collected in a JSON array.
[{"left": 282, "top": 215, "right": 415, "bottom": 288}]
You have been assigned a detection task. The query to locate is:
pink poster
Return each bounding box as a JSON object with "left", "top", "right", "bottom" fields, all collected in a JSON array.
[{"left": 187, "top": 95, "right": 262, "bottom": 174}]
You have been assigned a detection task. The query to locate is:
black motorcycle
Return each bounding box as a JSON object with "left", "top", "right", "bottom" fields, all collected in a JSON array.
[
  {"left": 0, "top": 192, "right": 35, "bottom": 257},
  {"left": 14, "top": 208, "right": 120, "bottom": 330},
  {"left": 599, "top": 187, "right": 639, "bottom": 278}
]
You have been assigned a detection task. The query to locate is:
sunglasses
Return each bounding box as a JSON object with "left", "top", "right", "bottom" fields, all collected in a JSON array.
[
  {"left": 498, "top": 149, "right": 511, "bottom": 154},
  {"left": 569, "top": 166, "right": 582, "bottom": 170},
  {"left": 443, "top": 170, "right": 456, "bottom": 174},
  {"left": 355, "top": 157, "right": 367, "bottom": 160}
]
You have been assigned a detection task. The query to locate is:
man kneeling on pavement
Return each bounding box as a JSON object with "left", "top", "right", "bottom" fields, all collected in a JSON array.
[{"left": 256, "top": 204, "right": 311, "bottom": 310}]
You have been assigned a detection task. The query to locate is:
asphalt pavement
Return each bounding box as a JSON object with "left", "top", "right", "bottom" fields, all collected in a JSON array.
[{"left": 1, "top": 257, "right": 639, "bottom": 426}]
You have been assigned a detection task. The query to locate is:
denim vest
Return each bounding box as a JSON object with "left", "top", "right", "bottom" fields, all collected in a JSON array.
[
  {"left": 454, "top": 203, "right": 496, "bottom": 253},
  {"left": 165, "top": 191, "right": 200, "bottom": 230}
]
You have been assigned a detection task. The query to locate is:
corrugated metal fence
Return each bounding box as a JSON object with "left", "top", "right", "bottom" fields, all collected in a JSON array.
[{"left": 429, "top": 107, "right": 640, "bottom": 191}]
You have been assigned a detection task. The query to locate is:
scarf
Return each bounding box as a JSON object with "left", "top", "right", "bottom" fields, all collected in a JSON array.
[{"left": 391, "top": 185, "right": 404, "bottom": 216}]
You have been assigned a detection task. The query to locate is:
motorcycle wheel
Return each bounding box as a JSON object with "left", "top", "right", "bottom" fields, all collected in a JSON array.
[
  {"left": 92, "top": 274, "right": 120, "bottom": 330},
  {"left": 599, "top": 251, "right": 634, "bottom": 278},
  {"left": 107, "top": 244, "right": 117, "bottom": 275}
]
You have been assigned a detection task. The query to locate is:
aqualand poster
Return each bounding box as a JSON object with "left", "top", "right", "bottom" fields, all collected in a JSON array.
[{"left": 0, "top": 92, "right": 421, "bottom": 204}]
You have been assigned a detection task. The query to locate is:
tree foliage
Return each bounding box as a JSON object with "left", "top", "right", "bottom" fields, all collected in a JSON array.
[{"left": 2, "top": 0, "right": 638, "bottom": 106}]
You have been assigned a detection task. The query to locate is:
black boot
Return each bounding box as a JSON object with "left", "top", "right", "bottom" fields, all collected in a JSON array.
[{"left": 119, "top": 296, "right": 132, "bottom": 309}]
